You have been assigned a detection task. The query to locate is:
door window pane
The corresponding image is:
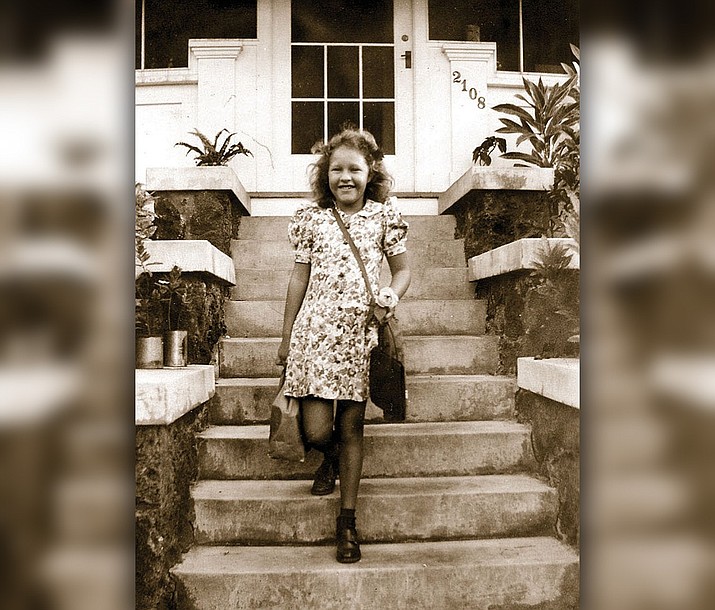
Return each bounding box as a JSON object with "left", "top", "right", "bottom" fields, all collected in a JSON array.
[
  {"left": 292, "top": 102, "right": 324, "bottom": 154},
  {"left": 327, "top": 47, "right": 359, "bottom": 98},
  {"left": 292, "top": 0, "right": 393, "bottom": 43},
  {"left": 428, "top": 0, "right": 579, "bottom": 72},
  {"left": 428, "top": 0, "right": 519, "bottom": 71},
  {"left": 291, "top": 2, "right": 395, "bottom": 154},
  {"left": 328, "top": 102, "right": 360, "bottom": 139},
  {"left": 139, "top": 0, "right": 257, "bottom": 69},
  {"left": 363, "top": 103, "right": 395, "bottom": 154},
  {"left": 292, "top": 46, "right": 324, "bottom": 98},
  {"left": 363, "top": 47, "right": 394, "bottom": 99},
  {"left": 523, "top": 0, "right": 579, "bottom": 73}
]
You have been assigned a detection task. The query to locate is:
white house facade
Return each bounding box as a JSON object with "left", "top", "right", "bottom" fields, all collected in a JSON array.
[{"left": 135, "top": 0, "right": 578, "bottom": 211}]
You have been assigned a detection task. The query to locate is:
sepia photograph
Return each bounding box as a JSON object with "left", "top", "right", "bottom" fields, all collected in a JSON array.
[
  {"left": 2, "top": 0, "right": 715, "bottom": 608},
  {"left": 134, "top": 1, "right": 579, "bottom": 608}
]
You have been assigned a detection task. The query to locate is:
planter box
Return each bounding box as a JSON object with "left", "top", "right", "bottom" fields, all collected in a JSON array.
[
  {"left": 517, "top": 357, "right": 579, "bottom": 409},
  {"left": 469, "top": 238, "right": 579, "bottom": 282},
  {"left": 146, "top": 166, "right": 251, "bottom": 215},
  {"left": 439, "top": 166, "right": 554, "bottom": 214},
  {"left": 136, "top": 239, "right": 236, "bottom": 285}
]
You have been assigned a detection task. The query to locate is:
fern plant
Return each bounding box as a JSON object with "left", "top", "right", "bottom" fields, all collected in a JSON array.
[{"left": 175, "top": 128, "right": 253, "bottom": 166}]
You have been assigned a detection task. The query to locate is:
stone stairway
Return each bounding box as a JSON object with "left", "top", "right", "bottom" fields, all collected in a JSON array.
[{"left": 172, "top": 213, "right": 579, "bottom": 609}]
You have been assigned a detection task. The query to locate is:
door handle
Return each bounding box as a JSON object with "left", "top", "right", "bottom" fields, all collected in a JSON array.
[{"left": 400, "top": 50, "right": 412, "bottom": 69}]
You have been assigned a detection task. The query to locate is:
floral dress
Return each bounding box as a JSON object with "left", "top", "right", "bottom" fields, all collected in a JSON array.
[{"left": 283, "top": 198, "right": 409, "bottom": 402}]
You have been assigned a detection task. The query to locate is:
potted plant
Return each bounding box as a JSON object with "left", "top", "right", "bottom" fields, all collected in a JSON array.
[
  {"left": 159, "top": 265, "right": 191, "bottom": 367},
  {"left": 175, "top": 128, "right": 252, "bottom": 166},
  {"left": 135, "top": 183, "right": 164, "bottom": 368},
  {"left": 136, "top": 275, "right": 164, "bottom": 368},
  {"left": 490, "top": 45, "right": 580, "bottom": 239}
]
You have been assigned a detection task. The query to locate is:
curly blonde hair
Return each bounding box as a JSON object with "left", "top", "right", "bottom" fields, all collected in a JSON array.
[{"left": 309, "top": 128, "right": 393, "bottom": 209}]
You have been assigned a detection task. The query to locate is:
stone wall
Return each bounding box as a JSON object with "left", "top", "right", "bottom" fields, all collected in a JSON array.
[
  {"left": 476, "top": 270, "right": 580, "bottom": 375},
  {"left": 135, "top": 403, "right": 209, "bottom": 610},
  {"left": 452, "top": 189, "right": 553, "bottom": 260},
  {"left": 154, "top": 191, "right": 242, "bottom": 256},
  {"left": 180, "top": 275, "right": 227, "bottom": 365},
  {"left": 516, "top": 389, "right": 579, "bottom": 547}
]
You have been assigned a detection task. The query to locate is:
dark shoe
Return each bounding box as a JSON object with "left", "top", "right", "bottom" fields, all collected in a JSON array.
[
  {"left": 310, "top": 455, "right": 337, "bottom": 496},
  {"left": 336, "top": 515, "right": 361, "bottom": 563}
]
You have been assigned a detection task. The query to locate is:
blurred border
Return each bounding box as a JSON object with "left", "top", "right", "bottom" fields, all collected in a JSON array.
[{"left": 0, "top": 2, "right": 135, "bottom": 610}]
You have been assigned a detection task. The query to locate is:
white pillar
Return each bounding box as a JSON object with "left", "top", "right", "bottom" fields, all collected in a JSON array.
[
  {"left": 189, "top": 40, "right": 243, "bottom": 139},
  {"left": 442, "top": 42, "right": 497, "bottom": 183}
]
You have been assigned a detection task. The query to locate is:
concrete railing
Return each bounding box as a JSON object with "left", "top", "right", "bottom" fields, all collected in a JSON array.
[
  {"left": 135, "top": 365, "right": 215, "bottom": 609},
  {"left": 516, "top": 357, "right": 579, "bottom": 546}
]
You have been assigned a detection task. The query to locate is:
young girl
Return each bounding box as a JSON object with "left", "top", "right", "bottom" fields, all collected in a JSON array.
[{"left": 276, "top": 128, "right": 411, "bottom": 563}]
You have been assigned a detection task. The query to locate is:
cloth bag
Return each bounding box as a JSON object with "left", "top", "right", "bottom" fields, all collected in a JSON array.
[
  {"left": 268, "top": 373, "right": 306, "bottom": 462},
  {"left": 369, "top": 317, "right": 407, "bottom": 422},
  {"left": 331, "top": 207, "right": 408, "bottom": 422}
]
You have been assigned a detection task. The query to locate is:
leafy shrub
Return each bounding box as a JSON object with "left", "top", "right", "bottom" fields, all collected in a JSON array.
[
  {"left": 472, "top": 136, "right": 506, "bottom": 166},
  {"left": 523, "top": 239, "right": 579, "bottom": 358},
  {"left": 135, "top": 183, "right": 157, "bottom": 273},
  {"left": 491, "top": 45, "right": 580, "bottom": 239}
]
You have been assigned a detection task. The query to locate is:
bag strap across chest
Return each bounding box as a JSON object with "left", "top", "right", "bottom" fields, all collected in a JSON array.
[{"left": 330, "top": 207, "right": 375, "bottom": 307}]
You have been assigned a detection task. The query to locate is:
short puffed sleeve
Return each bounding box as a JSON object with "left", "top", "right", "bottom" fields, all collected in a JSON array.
[
  {"left": 382, "top": 197, "right": 409, "bottom": 257},
  {"left": 288, "top": 206, "right": 314, "bottom": 264}
]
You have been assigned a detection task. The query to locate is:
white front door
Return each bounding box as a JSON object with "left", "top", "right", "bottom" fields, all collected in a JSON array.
[{"left": 289, "top": 0, "right": 415, "bottom": 191}]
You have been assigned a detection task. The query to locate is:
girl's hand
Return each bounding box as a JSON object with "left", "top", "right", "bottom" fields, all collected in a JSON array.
[
  {"left": 375, "top": 286, "right": 399, "bottom": 309},
  {"left": 276, "top": 338, "right": 290, "bottom": 366}
]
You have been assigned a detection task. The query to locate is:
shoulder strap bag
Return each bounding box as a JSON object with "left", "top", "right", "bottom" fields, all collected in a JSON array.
[{"left": 330, "top": 206, "right": 407, "bottom": 422}]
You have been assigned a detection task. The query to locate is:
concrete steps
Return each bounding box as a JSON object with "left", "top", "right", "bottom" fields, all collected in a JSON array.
[
  {"left": 230, "top": 266, "right": 475, "bottom": 301},
  {"left": 237, "top": 214, "right": 458, "bottom": 241},
  {"left": 192, "top": 474, "right": 557, "bottom": 545},
  {"left": 231, "top": 238, "right": 467, "bottom": 270},
  {"left": 219, "top": 335, "right": 499, "bottom": 378},
  {"left": 197, "top": 421, "right": 535, "bottom": 480},
  {"left": 170, "top": 212, "right": 578, "bottom": 609},
  {"left": 224, "top": 299, "right": 487, "bottom": 337},
  {"left": 210, "top": 374, "right": 516, "bottom": 425},
  {"left": 172, "top": 537, "right": 579, "bottom": 610}
]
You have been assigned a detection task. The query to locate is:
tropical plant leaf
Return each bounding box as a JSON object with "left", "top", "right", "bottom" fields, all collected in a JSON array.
[
  {"left": 492, "top": 104, "right": 539, "bottom": 129},
  {"left": 500, "top": 151, "right": 548, "bottom": 167}
]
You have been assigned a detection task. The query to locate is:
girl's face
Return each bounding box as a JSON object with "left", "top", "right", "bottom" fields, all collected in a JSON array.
[{"left": 328, "top": 146, "right": 370, "bottom": 210}]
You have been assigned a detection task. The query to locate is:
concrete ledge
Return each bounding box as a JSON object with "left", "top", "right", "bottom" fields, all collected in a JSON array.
[
  {"left": 439, "top": 166, "right": 554, "bottom": 214},
  {"left": 135, "top": 68, "right": 197, "bottom": 86},
  {"left": 136, "top": 365, "right": 215, "bottom": 425},
  {"left": 517, "top": 357, "right": 579, "bottom": 409},
  {"left": 469, "top": 238, "right": 579, "bottom": 282},
  {"left": 137, "top": 240, "right": 236, "bottom": 285},
  {"left": 145, "top": 166, "right": 251, "bottom": 215}
]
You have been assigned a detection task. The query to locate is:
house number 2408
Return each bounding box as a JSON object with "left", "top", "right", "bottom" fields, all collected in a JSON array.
[{"left": 452, "top": 71, "right": 486, "bottom": 108}]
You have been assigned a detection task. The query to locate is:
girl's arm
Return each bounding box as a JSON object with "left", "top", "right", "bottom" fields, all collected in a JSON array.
[
  {"left": 277, "top": 261, "right": 311, "bottom": 365},
  {"left": 386, "top": 252, "right": 411, "bottom": 299}
]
